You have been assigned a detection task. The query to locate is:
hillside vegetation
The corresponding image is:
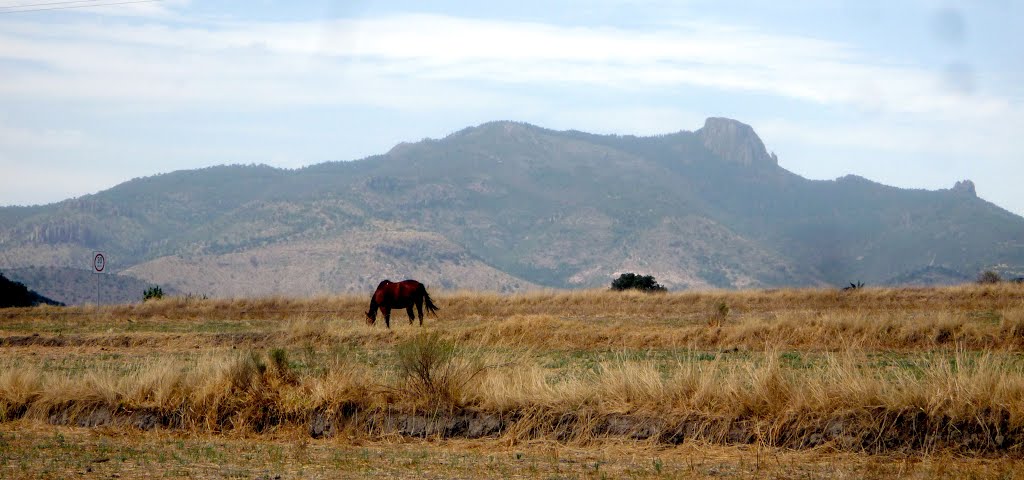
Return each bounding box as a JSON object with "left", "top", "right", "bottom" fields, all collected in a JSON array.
[
  {"left": 0, "top": 272, "right": 62, "bottom": 308},
  {"left": 2, "top": 118, "right": 1023, "bottom": 301},
  {"left": 3, "top": 267, "right": 173, "bottom": 305}
]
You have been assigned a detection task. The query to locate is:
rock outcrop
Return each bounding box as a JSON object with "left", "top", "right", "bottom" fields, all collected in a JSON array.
[
  {"left": 952, "top": 179, "right": 977, "bottom": 197},
  {"left": 696, "top": 117, "right": 778, "bottom": 167}
]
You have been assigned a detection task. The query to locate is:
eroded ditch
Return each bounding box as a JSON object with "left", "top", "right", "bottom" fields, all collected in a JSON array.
[{"left": 16, "top": 403, "right": 1020, "bottom": 455}]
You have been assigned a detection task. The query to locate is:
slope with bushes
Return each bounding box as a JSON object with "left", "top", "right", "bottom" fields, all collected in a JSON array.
[{"left": 2, "top": 118, "right": 1023, "bottom": 299}]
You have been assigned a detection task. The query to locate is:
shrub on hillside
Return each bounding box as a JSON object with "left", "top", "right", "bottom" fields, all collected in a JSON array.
[
  {"left": 610, "top": 273, "right": 667, "bottom": 292},
  {"left": 143, "top": 285, "right": 164, "bottom": 301},
  {"left": 977, "top": 270, "right": 1002, "bottom": 284}
]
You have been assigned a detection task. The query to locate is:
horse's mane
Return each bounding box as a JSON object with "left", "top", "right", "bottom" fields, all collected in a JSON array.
[{"left": 376, "top": 279, "right": 392, "bottom": 289}]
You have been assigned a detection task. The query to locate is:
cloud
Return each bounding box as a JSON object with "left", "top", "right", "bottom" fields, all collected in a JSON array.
[
  {"left": 0, "top": 124, "right": 90, "bottom": 149},
  {"left": 41, "top": 0, "right": 191, "bottom": 19},
  {"left": 0, "top": 156, "right": 113, "bottom": 206},
  {"left": 757, "top": 113, "right": 1024, "bottom": 160},
  {"left": 0, "top": 11, "right": 1013, "bottom": 121},
  {"left": 1, "top": 6, "right": 1022, "bottom": 215}
]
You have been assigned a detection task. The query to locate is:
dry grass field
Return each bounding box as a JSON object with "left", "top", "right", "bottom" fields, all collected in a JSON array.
[{"left": 2, "top": 284, "right": 1024, "bottom": 478}]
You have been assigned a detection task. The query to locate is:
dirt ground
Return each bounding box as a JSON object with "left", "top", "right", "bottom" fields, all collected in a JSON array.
[{"left": 1, "top": 420, "right": 1021, "bottom": 479}]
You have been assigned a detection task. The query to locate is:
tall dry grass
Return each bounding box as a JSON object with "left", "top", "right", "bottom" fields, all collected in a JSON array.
[
  {"left": 1, "top": 340, "right": 1023, "bottom": 450},
  {"left": 2, "top": 283, "right": 1024, "bottom": 450},
  {"left": 4, "top": 283, "right": 1021, "bottom": 351}
]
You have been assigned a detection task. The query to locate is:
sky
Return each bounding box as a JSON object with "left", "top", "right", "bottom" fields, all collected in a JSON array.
[{"left": 1, "top": 0, "right": 1022, "bottom": 216}]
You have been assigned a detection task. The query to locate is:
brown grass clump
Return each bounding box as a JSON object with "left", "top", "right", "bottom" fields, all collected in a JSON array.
[{"left": 0, "top": 368, "right": 41, "bottom": 420}]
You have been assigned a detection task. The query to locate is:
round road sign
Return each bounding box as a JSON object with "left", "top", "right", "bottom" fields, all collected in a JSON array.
[{"left": 93, "top": 252, "right": 106, "bottom": 273}]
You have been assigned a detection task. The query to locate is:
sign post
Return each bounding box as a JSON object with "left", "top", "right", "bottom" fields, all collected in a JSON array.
[{"left": 92, "top": 251, "right": 107, "bottom": 305}]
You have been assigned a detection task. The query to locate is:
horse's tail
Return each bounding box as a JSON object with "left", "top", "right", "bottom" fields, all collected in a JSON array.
[{"left": 419, "top": 283, "right": 439, "bottom": 316}]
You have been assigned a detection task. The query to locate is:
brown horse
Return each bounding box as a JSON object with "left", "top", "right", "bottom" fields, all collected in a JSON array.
[{"left": 365, "top": 279, "right": 439, "bottom": 328}]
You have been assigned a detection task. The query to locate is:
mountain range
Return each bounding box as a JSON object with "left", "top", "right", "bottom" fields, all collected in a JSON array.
[{"left": 2, "top": 117, "right": 1022, "bottom": 303}]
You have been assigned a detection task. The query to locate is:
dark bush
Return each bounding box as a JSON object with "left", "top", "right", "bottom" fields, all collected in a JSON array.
[
  {"left": 143, "top": 285, "right": 164, "bottom": 301},
  {"left": 977, "top": 270, "right": 1002, "bottom": 284},
  {"left": 610, "top": 273, "right": 667, "bottom": 292},
  {"left": 0, "top": 273, "right": 63, "bottom": 308}
]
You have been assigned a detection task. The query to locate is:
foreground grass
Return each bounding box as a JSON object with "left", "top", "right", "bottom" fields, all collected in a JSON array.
[
  {"left": 2, "top": 421, "right": 1022, "bottom": 479},
  {"left": 1, "top": 340, "right": 1022, "bottom": 453},
  {"left": 1, "top": 283, "right": 1024, "bottom": 478}
]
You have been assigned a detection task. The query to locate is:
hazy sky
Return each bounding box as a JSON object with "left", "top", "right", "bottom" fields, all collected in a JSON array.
[{"left": 2, "top": 1, "right": 1022, "bottom": 216}]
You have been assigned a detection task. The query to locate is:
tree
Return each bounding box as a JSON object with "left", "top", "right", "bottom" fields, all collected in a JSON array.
[
  {"left": 977, "top": 270, "right": 1002, "bottom": 284},
  {"left": 143, "top": 285, "right": 164, "bottom": 301},
  {"left": 610, "top": 273, "right": 667, "bottom": 292}
]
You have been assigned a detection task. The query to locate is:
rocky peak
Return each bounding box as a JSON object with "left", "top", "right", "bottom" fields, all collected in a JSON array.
[
  {"left": 441, "top": 121, "right": 544, "bottom": 145},
  {"left": 952, "top": 179, "right": 976, "bottom": 197},
  {"left": 696, "top": 117, "right": 777, "bottom": 167},
  {"left": 470, "top": 121, "right": 536, "bottom": 136}
]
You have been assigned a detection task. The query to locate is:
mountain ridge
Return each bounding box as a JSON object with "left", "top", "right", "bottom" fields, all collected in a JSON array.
[{"left": 2, "top": 117, "right": 1021, "bottom": 302}]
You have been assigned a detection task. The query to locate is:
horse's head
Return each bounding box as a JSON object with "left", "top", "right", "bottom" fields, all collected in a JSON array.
[{"left": 365, "top": 309, "right": 376, "bottom": 325}]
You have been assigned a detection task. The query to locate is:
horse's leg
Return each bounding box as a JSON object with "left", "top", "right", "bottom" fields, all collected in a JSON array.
[
  {"left": 382, "top": 307, "right": 391, "bottom": 329},
  {"left": 406, "top": 306, "right": 415, "bottom": 325},
  {"left": 416, "top": 298, "right": 424, "bottom": 326}
]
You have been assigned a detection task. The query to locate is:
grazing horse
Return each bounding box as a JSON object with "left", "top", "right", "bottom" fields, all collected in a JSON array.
[
  {"left": 365, "top": 279, "right": 439, "bottom": 328},
  {"left": 842, "top": 281, "right": 865, "bottom": 291}
]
